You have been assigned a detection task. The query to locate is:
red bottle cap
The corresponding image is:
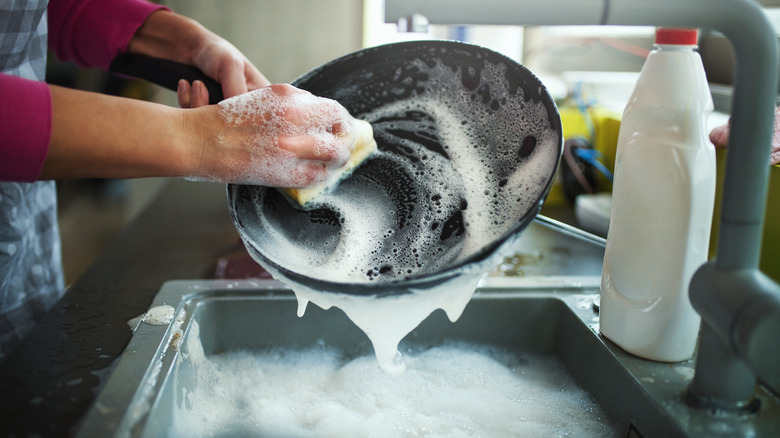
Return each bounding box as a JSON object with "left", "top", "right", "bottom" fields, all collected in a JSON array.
[{"left": 655, "top": 28, "right": 699, "bottom": 45}]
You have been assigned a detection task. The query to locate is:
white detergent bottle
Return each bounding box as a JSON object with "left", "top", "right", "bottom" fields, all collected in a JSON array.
[{"left": 599, "top": 28, "right": 716, "bottom": 362}]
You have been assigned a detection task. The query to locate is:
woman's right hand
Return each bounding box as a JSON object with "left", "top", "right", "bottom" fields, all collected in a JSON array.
[{"left": 186, "top": 84, "right": 357, "bottom": 187}]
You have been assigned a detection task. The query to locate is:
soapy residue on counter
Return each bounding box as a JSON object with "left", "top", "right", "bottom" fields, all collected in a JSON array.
[
  {"left": 127, "top": 305, "right": 176, "bottom": 331},
  {"left": 170, "top": 326, "right": 617, "bottom": 438}
]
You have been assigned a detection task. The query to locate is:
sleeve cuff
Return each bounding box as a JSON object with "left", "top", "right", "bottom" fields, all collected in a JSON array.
[
  {"left": 49, "top": 0, "right": 170, "bottom": 70},
  {"left": 0, "top": 75, "right": 52, "bottom": 182}
]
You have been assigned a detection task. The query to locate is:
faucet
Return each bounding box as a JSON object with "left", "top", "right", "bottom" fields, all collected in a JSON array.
[{"left": 386, "top": 0, "right": 780, "bottom": 411}]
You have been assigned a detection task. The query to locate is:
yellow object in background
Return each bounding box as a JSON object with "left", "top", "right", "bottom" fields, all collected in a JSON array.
[
  {"left": 546, "top": 103, "right": 622, "bottom": 207},
  {"left": 765, "top": 166, "right": 780, "bottom": 282},
  {"left": 711, "top": 150, "right": 780, "bottom": 283}
]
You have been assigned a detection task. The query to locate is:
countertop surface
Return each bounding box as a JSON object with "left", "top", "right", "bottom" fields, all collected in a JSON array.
[{"left": 0, "top": 180, "right": 241, "bottom": 437}]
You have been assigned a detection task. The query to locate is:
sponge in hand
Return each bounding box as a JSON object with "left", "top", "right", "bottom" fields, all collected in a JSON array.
[{"left": 281, "top": 119, "right": 377, "bottom": 205}]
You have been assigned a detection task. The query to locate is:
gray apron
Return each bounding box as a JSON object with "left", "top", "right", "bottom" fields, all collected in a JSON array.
[{"left": 0, "top": 0, "right": 65, "bottom": 360}]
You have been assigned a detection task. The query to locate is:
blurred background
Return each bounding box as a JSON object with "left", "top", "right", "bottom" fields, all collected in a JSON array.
[{"left": 50, "top": 0, "right": 780, "bottom": 285}]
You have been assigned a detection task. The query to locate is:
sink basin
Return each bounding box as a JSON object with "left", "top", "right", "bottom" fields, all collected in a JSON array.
[
  {"left": 74, "top": 279, "right": 780, "bottom": 438},
  {"left": 74, "top": 218, "right": 780, "bottom": 438}
]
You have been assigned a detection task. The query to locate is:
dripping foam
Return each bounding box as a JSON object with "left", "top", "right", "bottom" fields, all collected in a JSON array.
[{"left": 236, "top": 53, "right": 559, "bottom": 373}]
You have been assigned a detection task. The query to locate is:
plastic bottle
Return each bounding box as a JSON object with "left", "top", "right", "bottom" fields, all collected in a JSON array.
[{"left": 599, "top": 28, "right": 716, "bottom": 362}]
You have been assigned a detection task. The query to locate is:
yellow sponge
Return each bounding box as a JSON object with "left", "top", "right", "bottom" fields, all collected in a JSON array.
[{"left": 281, "top": 119, "right": 377, "bottom": 206}]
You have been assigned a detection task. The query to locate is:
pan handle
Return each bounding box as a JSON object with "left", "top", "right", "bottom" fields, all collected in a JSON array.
[{"left": 109, "top": 53, "right": 224, "bottom": 104}]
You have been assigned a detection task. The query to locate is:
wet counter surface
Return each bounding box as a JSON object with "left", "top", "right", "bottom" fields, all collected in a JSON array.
[{"left": 0, "top": 180, "right": 241, "bottom": 437}]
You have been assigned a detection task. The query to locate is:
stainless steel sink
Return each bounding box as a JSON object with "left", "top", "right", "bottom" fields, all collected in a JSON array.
[{"left": 74, "top": 218, "right": 780, "bottom": 438}]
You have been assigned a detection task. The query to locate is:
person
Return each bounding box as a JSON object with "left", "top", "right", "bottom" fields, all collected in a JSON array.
[
  {"left": 0, "top": 0, "right": 357, "bottom": 359},
  {"left": 709, "top": 106, "right": 780, "bottom": 166}
]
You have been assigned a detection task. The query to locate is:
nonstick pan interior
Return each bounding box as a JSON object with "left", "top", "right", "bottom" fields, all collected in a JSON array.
[{"left": 227, "top": 40, "right": 562, "bottom": 295}]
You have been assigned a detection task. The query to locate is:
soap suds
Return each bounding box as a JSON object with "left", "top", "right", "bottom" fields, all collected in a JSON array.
[
  {"left": 143, "top": 305, "right": 175, "bottom": 326},
  {"left": 282, "top": 270, "right": 482, "bottom": 374},
  {"left": 128, "top": 304, "right": 176, "bottom": 330},
  {"left": 200, "top": 86, "right": 355, "bottom": 186},
  {"left": 169, "top": 331, "right": 617, "bottom": 438}
]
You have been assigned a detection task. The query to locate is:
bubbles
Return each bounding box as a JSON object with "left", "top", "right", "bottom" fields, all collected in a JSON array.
[
  {"left": 236, "top": 53, "right": 560, "bottom": 285},
  {"left": 256, "top": 256, "right": 481, "bottom": 375},
  {"left": 170, "top": 340, "right": 617, "bottom": 438},
  {"left": 212, "top": 86, "right": 355, "bottom": 186},
  {"left": 142, "top": 305, "right": 176, "bottom": 326}
]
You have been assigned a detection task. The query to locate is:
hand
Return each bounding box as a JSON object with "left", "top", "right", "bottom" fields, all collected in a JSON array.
[
  {"left": 127, "top": 10, "right": 270, "bottom": 108},
  {"left": 709, "top": 107, "right": 780, "bottom": 165},
  {"left": 189, "top": 84, "right": 356, "bottom": 187},
  {"left": 177, "top": 39, "right": 270, "bottom": 108},
  {"left": 709, "top": 120, "right": 730, "bottom": 149}
]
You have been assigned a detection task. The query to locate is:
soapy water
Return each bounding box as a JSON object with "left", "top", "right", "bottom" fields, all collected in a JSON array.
[{"left": 169, "top": 325, "right": 617, "bottom": 438}]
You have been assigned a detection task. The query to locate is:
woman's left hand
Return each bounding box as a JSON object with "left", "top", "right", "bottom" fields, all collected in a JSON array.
[{"left": 127, "top": 9, "right": 271, "bottom": 108}]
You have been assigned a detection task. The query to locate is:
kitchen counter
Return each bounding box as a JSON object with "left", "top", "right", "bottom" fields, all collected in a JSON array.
[{"left": 0, "top": 180, "right": 241, "bottom": 437}]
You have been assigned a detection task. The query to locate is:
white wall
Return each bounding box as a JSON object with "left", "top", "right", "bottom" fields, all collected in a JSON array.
[{"left": 153, "top": 0, "right": 364, "bottom": 103}]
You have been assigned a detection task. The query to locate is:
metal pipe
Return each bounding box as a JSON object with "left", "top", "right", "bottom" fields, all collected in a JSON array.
[
  {"left": 386, "top": 0, "right": 780, "bottom": 409},
  {"left": 386, "top": 0, "right": 608, "bottom": 26}
]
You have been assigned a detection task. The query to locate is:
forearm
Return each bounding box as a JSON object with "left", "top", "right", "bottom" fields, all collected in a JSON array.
[
  {"left": 38, "top": 85, "right": 356, "bottom": 186},
  {"left": 40, "top": 85, "right": 202, "bottom": 180}
]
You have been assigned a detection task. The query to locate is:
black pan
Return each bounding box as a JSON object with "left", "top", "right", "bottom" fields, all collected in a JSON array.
[{"left": 112, "top": 40, "right": 563, "bottom": 296}]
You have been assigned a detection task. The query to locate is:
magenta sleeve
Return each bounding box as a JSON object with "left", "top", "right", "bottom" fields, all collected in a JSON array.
[
  {"left": 0, "top": 74, "right": 52, "bottom": 182},
  {"left": 48, "top": 0, "right": 169, "bottom": 70}
]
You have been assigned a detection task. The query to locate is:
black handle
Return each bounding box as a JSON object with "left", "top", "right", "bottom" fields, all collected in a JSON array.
[{"left": 109, "top": 53, "right": 224, "bottom": 104}]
